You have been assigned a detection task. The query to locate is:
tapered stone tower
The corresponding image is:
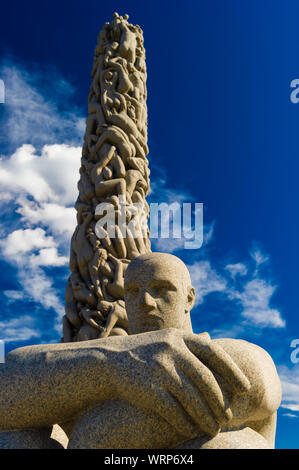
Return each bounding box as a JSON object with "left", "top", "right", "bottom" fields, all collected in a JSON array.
[{"left": 62, "top": 13, "right": 151, "bottom": 342}]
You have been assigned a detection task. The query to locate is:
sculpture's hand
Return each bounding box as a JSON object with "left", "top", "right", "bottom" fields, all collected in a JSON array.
[{"left": 105, "top": 328, "right": 251, "bottom": 439}]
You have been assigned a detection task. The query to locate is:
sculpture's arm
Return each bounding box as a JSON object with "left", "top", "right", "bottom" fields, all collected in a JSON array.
[
  {"left": 0, "top": 340, "right": 113, "bottom": 430},
  {"left": 0, "top": 329, "right": 249, "bottom": 441},
  {"left": 213, "top": 338, "right": 282, "bottom": 428}
]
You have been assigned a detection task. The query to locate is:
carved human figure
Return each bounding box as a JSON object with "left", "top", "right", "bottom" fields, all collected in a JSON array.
[
  {"left": 86, "top": 231, "right": 107, "bottom": 300},
  {"left": 66, "top": 253, "right": 281, "bottom": 449},
  {"left": 0, "top": 253, "right": 281, "bottom": 449},
  {"left": 69, "top": 211, "right": 94, "bottom": 286}
]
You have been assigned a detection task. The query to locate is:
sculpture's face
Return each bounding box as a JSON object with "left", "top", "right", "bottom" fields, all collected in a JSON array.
[{"left": 124, "top": 254, "right": 194, "bottom": 335}]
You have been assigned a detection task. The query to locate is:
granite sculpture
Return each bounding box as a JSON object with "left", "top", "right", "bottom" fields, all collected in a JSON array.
[
  {"left": 0, "top": 14, "right": 282, "bottom": 449},
  {"left": 0, "top": 253, "right": 281, "bottom": 448},
  {"left": 68, "top": 253, "right": 282, "bottom": 449},
  {"left": 63, "top": 12, "right": 151, "bottom": 343}
]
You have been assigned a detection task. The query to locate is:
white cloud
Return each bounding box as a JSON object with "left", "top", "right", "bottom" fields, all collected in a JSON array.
[
  {"left": 18, "top": 267, "right": 65, "bottom": 329},
  {"left": 277, "top": 365, "right": 299, "bottom": 417},
  {"left": 188, "top": 260, "right": 227, "bottom": 305},
  {"left": 0, "top": 228, "right": 67, "bottom": 329},
  {"left": 16, "top": 198, "right": 76, "bottom": 238},
  {"left": 3, "top": 290, "right": 25, "bottom": 302},
  {"left": 0, "top": 62, "right": 85, "bottom": 151},
  {"left": 188, "top": 247, "right": 285, "bottom": 331},
  {"left": 0, "top": 61, "right": 84, "bottom": 334},
  {"left": 281, "top": 404, "right": 299, "bottom": 412},
  {"left": 250, "top": 246, "right": 270, "bottom": 268},
  {"left": 1, "top": 227, "right": 68, "bottom": 268},
  {"left": 29, "top": 248, "right": 68, "bottom": 267},
  {"left": 1, "top": 228, "right": 56, "bottom": 258},
  {"left": 0, "top": 192, "right": 14, "bottom": 203},
  {"left": 225, "top": 262, "right": 248, "bottom": 279},
  {"left": 0, "top": 316, "right": 40, "bottom": 343},
  {"left": 204, "top": 221, "right": 215, "bottom": 246},
  {"left": 149, "top": 176, "right": 192, "bottom": 204},
  {"left": 0, "top": 144, "right": 81, "bottom": 206},
  {"left": 230, "top": 278, "right": 285, "bottom": 328}
]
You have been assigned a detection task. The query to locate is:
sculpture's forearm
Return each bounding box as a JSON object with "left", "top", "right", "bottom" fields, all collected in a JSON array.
[
  {"left": 0, "top": 339, "right": 114, "bottom": 430},
  {"left": 0, "top": 330, "right": 223, "bottom": 438},
  {"left": 0, "top": 329, "right": 270, "bottom": 439}
]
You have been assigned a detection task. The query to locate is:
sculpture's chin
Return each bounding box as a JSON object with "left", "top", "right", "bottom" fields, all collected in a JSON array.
[{"left": 131, "top": 318, "right": 165, "bottom": 335}]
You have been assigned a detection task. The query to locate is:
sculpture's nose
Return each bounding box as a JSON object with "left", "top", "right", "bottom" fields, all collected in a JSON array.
[{"left": 139, "top": 290, "right": 156, "bottom": 313}]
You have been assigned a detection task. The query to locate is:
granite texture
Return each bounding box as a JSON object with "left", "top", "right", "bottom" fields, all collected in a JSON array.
[{"left": 0, "top": 428, "right": 64, "bottom": 449}]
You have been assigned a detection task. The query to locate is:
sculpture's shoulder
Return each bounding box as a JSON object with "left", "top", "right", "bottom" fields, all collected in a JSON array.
[
  {"left": 211, "top": 337, "right": 282, "bottom": 422},
  {"left": 212, "top": 337, "right": 275, "bottom": 364}
]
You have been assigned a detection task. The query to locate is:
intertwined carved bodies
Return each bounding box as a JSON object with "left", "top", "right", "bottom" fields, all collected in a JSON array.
[{"left": 64, "top": 13, "right": 151, "bottom": 342}]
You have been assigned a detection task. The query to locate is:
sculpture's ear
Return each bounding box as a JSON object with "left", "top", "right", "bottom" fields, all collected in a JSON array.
[{"left": 185, "top": 285, "right": 195, "bottom": 313}]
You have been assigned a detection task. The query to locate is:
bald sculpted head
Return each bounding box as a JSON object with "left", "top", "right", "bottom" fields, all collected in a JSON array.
[{"left": 124, "top": 253, "right": 195, "bottom": 335}]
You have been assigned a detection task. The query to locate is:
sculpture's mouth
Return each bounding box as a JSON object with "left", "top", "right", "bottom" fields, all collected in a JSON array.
[{"left": 136, "top": 313, "right": 164, "bottom": 332}]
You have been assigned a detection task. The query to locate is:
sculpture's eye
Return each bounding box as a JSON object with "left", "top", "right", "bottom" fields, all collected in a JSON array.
[
  {"left": 151, "top": 285, "right": 168, "bottom": 297},
  {"left": 150, "top": 282, "right": 176, "bottom": 297}
]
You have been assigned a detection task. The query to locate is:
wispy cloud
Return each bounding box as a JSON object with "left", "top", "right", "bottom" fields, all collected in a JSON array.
[
  {"left": 189, "top": 245, "right": 285, "bottom": 332},
  {"left": 0, "top": 61, "right": 85, "bottom": 152},
  {"left": 0, "top": 316, "right": 41, "bottom": 343},
  {"left": 225, "top": 262, "right": 248, "bottom": 279},
  {"left": 282, "top": 413, "right": 298, "bottom": 418},
  {"left": 3, "top": 290, "right": 25, "bottom": 302},
  {"left": 148, "top": 176, "right": 284, "bottom": 331},
  {"left": 229, "top": 277, "right": 285, "bottom": 328},
  {"left": 0, "top": 61, "right": 83, "bottom": 339},
  {"left": 188, "top": 260, "right": 227, "bottom": 305},
  {"left": 250, "top": 245, "right": 270, "bottom": 267},
  {"left": 0, "top": 227, "right": 68, "bottom": 331},
  {"left": 277, "top": 365, "right": 299, "bottom": 418},
  {"left": 226, "top": 247, "right": 285, "bottom": 328}
]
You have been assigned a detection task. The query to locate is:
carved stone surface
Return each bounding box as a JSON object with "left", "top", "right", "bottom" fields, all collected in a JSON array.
[
  {"left": 66, "top": 253, "right": 282, "bottom": 449},
  {"left": 0, "top": 15, "right": 282, "bottom": 450},
  {"left": 63, "top": 12, "right": 151, "bottom": 343},
  {"left": 0, "top": 427, "right": 65, "bottom": 449},
  {"left": 0, "top": 253, "right": 281, "bottom": 449}
]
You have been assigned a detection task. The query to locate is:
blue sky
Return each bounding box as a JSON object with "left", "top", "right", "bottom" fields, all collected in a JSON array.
[{"left": 0, "top": 0, "right": 299, "bottom": 449}]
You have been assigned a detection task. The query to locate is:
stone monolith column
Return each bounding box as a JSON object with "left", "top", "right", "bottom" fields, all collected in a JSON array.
[{"left": 63, "top": 13, "right": 151, "bottom": 342}]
